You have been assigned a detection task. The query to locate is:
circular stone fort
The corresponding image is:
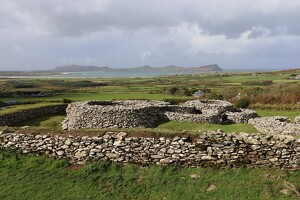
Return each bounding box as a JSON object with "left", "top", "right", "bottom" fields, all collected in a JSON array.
[{"left": 62, "top": 99, "right": 258, "bottom": 130}]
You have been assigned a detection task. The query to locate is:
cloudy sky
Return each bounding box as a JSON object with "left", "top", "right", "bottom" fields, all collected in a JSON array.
[{"left": 0, "top": 0, "right": 300, "bottom": 71}]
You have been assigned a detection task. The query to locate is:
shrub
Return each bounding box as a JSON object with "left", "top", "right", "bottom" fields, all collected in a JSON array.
[
  {"left": 167, "top": 87, "right": 179, "bottom": 95},
  {"left": 14, "top": 84, "right": 35, "bottom": 88},
  {"left": 208, "top": 92, "right": 223, "bottom": 100},
  {"left": 162, "top": 98, "right": 180, "bottom": 105},
  {"left": 201, "top": 88, "right": 211, "bottom": 93},
  {"left": 241, "top": 80, "right": 273, "bottom": 86},
  {"left": 162, "top": 98, "right": 192, "bottom": 105},
  {"left": 62, "top": 98, "right": 72, "bottom": 103},
  {"left": 235, "top": 99, "right": 250, "bottom": 108},
  {"left": 182, "top": 88, "right": 192, "bottom": 96}
]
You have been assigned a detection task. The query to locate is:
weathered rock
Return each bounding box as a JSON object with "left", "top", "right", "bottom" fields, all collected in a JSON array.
[
  {"left": 206, "top": 184, "right": 217, "bottom": 192},
  {"left": 295, "top": 116, "right": 300, "bottom": 124},
  {"left": 160, "top": 158, "right": 173, "bottom": 164},
  {"left": 106, "top": 153, "right": 119, "bottom": 158},
  {"left": 56, "top": 150, "right": 65, "bottom": 156},
  {"left": 280, "top": 189, "right": 291, "bottom": 195},
  {"left": 190, "top": 174, "right": 199, "bottom": 179},
  {"left": 201, "top": 155, "right": 216, "bottom": 160},
  {"left": 0, "top": 127, "right": 9, "bottom": 135},
  {"left": 116, "top": 132, "right": 127, "bottom": 140}
]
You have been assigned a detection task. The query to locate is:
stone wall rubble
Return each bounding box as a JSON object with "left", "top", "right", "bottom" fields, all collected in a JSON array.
[{"left": 1, "top": 131, "right": 300, "bottom": 170}]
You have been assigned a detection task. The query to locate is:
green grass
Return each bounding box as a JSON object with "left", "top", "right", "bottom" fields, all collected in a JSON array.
[
  {"left": 156, "top": 121, "right": 259, "bottom": 133},
  {"left": 256, "top": 109, "right": 300, "bottom": 122},
  {"left": 0, "top": 103, "right": 64, "bottom": 116},
  {"left": 221, "top": 74, "right": 289, "bottom": 83},
  {"left": 0, "top": 149, "right": 299, "bottom": 200},
  {"left": 18, "top": 114, "right": 66, "bottom": 131}
]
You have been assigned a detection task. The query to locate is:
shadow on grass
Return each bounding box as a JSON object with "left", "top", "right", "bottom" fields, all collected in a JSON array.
[{"left": 18, "top": 114, "right": 66, "bottom": 130}]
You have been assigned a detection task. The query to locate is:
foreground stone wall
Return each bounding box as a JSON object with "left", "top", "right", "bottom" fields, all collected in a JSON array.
[
  {"left": 63, "top": 100, "right": 258, "bottom": 130},
  {"left": 0, "top": 104, "right": 67, "bottom": 126},
  {"left": 1, "top": 131, "right": 300, "bottom": 170}
]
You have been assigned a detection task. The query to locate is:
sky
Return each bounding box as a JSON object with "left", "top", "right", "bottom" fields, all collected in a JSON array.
[{"left": 0, "top": 0, "right": 300, "bottom": 71}]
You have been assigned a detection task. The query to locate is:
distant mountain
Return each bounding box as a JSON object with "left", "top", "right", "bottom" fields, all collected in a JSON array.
[
  {"left": 186, "top": 64, "right": 223, "bottom": 71},
  {"left": 52, "top": 64, "right": 110, "bottom": 72},
  {"left": 119, "top": 65, "right": 183, "bottom": 72},
  {"left": 51, "top": 64, "right": 223, "bottom": 72}
]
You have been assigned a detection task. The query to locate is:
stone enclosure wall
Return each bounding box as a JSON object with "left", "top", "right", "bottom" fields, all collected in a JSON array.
[
  {"left": 0, "top": 104, "right": 67, "bottom": 126},
  {"left": 1, "top": 131, "right": 300, "bottom": 170},
  {"left": 62, "top": 100, "right": 258, "bottom": 130},
  {"left": 249, "top": 116, "right": 300, "bottom": 136}
]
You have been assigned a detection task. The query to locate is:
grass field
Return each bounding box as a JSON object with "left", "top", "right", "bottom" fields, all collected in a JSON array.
[
  {"left": 256, "top": 109, "right": 300, "bottom": 122},
  {"left": 0, "top": 149, "right": 299, "bottom": 200}
]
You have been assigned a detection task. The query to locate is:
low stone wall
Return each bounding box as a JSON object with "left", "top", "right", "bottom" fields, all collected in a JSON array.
[
  {"left": 1, "top": 131, "right": 300, "bottom": 170},
  {"left": 226, "top": 109, "right": 258, "bottom": 123},
  {"left": 164, "top": 112, "right": 220, "bottom": 123},
  {"left": 248, "top": 117, "right": 300, "bottom": 136},
  {"left": 184, "top": 99, "right": 235, "bottom": 112},
  {"left": 0, "top": 104, "right": 67, "bottom": 126}
]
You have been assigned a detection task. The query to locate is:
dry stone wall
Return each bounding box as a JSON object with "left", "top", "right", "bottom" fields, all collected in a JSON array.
[
  {"left": 63, "top": 100, "right": 173, "bottom": 130},
  {"left": 248, "top": 117, "right": 300, "bottom": 136},
  {"left": 164, "top": 112, "right": 220, "bottom": 123},
  {"left": 0, "top": 104, "right": 67, "bottom": 126},
  {"left": 1, "top": 131, "right": 300, "bottom": 169},
  {"left": 63, "top": 100, "right": 258, "bottom": 130}
]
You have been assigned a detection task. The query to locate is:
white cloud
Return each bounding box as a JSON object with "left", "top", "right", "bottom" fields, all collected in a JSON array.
[
  {"left": 240, "top": 27, "right": 271, "bottom": 40},
  {"left": 139, "top": 52, "right": 151, "bottom": 59},
  {"left": 0, "top": 0, "right": 300, "bottom": 70}
]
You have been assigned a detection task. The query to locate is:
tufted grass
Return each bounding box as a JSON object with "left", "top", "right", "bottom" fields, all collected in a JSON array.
[
  {"left": 0, "top": 149, "right": 299, "bottom": 200},
  {"left": 156, "top": 121, "right": 259, "bottom": 134}
]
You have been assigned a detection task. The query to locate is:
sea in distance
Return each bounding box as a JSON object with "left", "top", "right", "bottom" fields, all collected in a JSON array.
[
  {"left": 53, "top": 70, "right": 216, "bottom": 78},
  {"left": 1, "top": 69, "right": 270, "bottom": 79}
]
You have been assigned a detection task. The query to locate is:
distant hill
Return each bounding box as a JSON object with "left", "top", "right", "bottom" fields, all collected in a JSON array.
[
  {"left": 119, "top": 65, "right": 183, "bottom": 72},
  {"left": 52, "top": 65, "right": 110, "bottom": 72},
  {"left": 51, "top": 64, "right": 223, "bottom": 72},
  {"left": 186, "top": 64, "right": 223, "bottom": 71}
]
